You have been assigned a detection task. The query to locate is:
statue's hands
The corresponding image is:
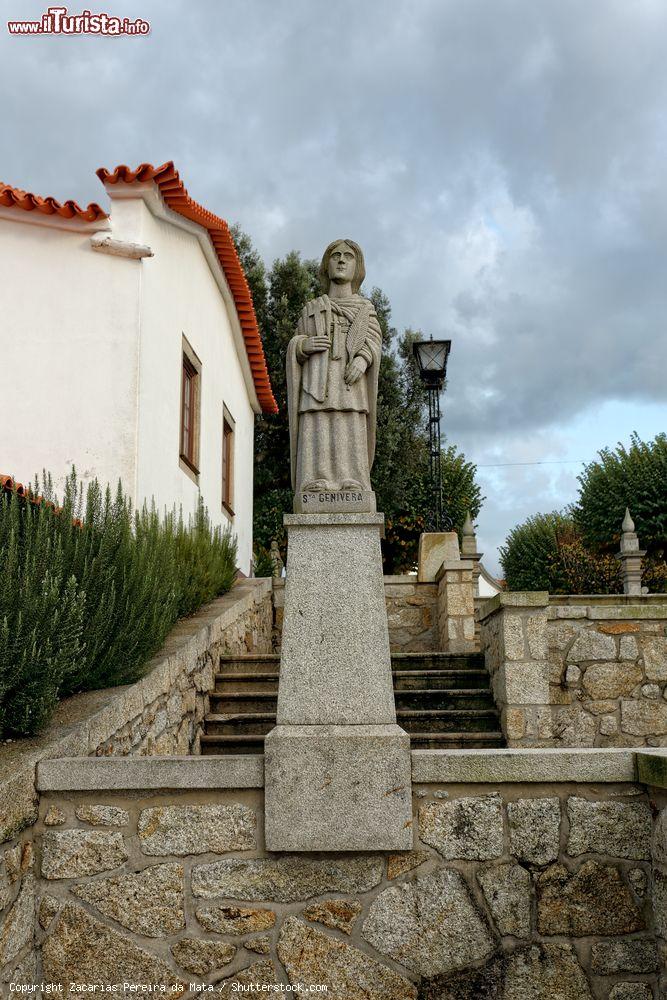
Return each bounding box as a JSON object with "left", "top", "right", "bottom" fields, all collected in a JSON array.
[
  {"left": 302, "top": 335, "right": 330, "bottom": 356},
  {"left": 344, "top": 356, "right": 367, "bottom": 385}
]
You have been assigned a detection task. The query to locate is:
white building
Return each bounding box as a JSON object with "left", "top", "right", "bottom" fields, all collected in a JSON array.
[{"left": 0, "top": 161, "right": 276, "bottom": 575}]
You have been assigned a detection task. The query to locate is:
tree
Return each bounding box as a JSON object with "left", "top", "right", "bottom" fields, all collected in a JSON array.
[
  {"left": 499, "top": 511, "right": 573, "bottom": 592},
  {"left": 232, "top": 229, "right": 484, "bottom": 572},
  {"left": 500, "top": 433, "right": 667, "bottom": 594},
  {"left": 575, "top": 432, "right": 667, "bottom": 561}
]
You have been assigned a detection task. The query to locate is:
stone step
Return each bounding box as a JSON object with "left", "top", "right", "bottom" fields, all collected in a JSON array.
[
  {"left": 394, "top": 689, "right": 495, "bottom": 711},
  {"left": 213, "top": 668, "right": 490, "bottom": 694},
  {"left": 218, "top": 654, "right": 280, "bottom": 674},
  {"left": 219, "top": 652, "right": 486, "bottom": 671},
  {"left": 396, "top": 709, "right": 500, "bottom": 733},
  {"left": 199, "top": 730, "right": 506, "bottom": 755},
  {"left": 392, "top": 669, "right": 489, "bottom": 691},
  {"left": 205, "top": 708, "right": 501, "bottom": 736},
  {"left": 215, "top": 673, "right": 279, "bottom": 694},
  {"left": 210, "top": 688, "right": 495, "bottom": 714},
  {"left": 206, "top": 713, "right": 276, "bottom": 736},
  {"left": 389, "top": 652, "right": 486, "bottom": 671},
  {"left": 200, "top": 734, "right": 265, "bottom": 755},
  {"left": 210, "top": 692, "right": 278, "bottom": 713},
  {"left": 410, "top": 731, "right": 505, "bottom": 749}
]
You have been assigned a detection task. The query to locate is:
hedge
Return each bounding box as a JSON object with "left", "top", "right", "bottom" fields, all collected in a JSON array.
[{"left": 0, "top": 473, "right": 237, "bottom": 737}]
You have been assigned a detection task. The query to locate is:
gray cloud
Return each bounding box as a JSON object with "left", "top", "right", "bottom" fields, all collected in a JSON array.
[{"left": 1, "top": 0, "right": 666, "bottom": 568}]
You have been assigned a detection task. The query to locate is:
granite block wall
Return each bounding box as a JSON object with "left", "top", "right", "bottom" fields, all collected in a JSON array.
[
  {"left": 2, "top": 765, "right": 665, "bottom": 997},
  {"left": 481, "top": 594, "right": 667, "bottom": 749}
]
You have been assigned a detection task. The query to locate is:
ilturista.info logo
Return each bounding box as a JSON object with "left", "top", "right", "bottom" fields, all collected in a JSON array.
[{"left": 7, "top": 6, "right": 150, "bottom": 35}]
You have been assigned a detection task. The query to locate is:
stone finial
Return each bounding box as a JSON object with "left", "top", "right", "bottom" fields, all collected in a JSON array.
[
  {"left": 616, "top": 508, "right": 646, "bottom": 595},
  {"left": 460, "top": 512, "right": 483, "bottom": 600}
]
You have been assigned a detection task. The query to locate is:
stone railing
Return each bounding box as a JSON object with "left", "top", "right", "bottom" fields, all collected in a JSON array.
[
  {"left": 480, "top": 592, "right": 667, "bottom": 748},
  {"left": 2, "top": 748, "right": 664, "bottom": 993}
]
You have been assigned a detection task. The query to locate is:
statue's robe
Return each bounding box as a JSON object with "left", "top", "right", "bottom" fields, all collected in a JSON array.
[{"left": 287, "top": 293, "right": 383, "bottom": 491}]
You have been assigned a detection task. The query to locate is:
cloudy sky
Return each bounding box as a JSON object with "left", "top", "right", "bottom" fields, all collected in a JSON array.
[{"left": 2, "top": 0, "right": 666, "bottom": 572}]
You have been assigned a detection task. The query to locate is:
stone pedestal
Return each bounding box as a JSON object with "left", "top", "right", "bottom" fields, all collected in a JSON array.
[
  {"left": 265, "top": 725, "right": 412, "bottom": 851},
  {"left": 264, "top": 512, "right": 412, "bottom": 851}
]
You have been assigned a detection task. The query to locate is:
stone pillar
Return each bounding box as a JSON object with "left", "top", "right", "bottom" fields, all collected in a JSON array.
[
  {"left": 478, "top": 593, "right": 550, "bottom": 747},
  {"left": 417, "top": 531, "right": 460, "bottom": 582},
  {"left": 461, "top": 512, "right": 483, "bottom": 597},
  {"left": 264, "top": 513, "right": 412, "bottom": 852},
  {"left": 616, "top": 508, "right": 646, "bottom": 596},
  {"left": 436, "top": 558, "right": 476, "bottom": 653}
]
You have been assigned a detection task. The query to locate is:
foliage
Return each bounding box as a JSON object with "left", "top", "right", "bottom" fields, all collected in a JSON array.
[
  {"left": 170, "top": 498, "right": 237, "bottom": 621},
  {"left": 0, "top": 490, "right": 85, "bottom": 735},
  {"left": 0, "top": 474, "right": 237, "bottom": 736},
  {"left": 644, "top": 557, "right": 667, "bottom": 594},
  {"left": 575, "top": 432, "right": 667, "bottom": 560},
  {"left": 252, "top": 545, "right": 274, "bottom": 579},
  {"left": 547, "top": 527, "right": 622, "bottom": 595},
  {"left": 232, "top": 228, "right": 484, "bottom": 573},
  {"left": 499, "top": 511, "right": 574, "bottom": 592}
]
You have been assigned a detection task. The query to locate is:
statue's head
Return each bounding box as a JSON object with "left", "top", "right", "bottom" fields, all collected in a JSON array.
[{"left": 319, "top": 239, "right": 366, "bottom": 294}]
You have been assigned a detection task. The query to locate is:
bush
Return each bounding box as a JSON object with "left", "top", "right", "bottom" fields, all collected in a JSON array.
[
  {"left": 499, "top": 511, "right": 574, "bottom": 592},
  {"left": 171, "top": 498, "right": 237, "bottom": 620},
  {"left": 575, "top": 432, "right": 667, "bottom": 560},
  {"left": 0, "top": 490, "right": 85, "bottom": 735},
  {"left": 547, "top": 528, "right": 622, "bottom": 595},
  {"left": 0, "top": 474, "right": 237, "bottom": 735}
]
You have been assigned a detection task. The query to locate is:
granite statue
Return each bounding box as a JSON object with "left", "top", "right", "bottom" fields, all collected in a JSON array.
[{"left": 286, "top": 239, "right": 383, "bottom": 494}]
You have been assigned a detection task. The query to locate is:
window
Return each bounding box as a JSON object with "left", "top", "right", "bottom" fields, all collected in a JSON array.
[
  {"left": 179, "top": 338, "right": 201, "bottom": 481},
  {"left": 222, "top": 406, "right": 235, "bottom": 516}
]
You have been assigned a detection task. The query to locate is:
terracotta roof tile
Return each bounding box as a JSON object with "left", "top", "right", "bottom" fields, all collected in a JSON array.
[
  {"left": 97, "top": 162, "right": 277, "bottom": 415},
  {"left": 0, "top": 182, "right": 107, "bottom": 222}
]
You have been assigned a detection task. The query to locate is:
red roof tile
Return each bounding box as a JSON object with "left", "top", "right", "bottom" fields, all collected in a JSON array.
[
  {"left": 97, "top": 162, "right": 277, "bottom": 414},
  {"left": 0, "top": 182, "right": 107, "bottom": 222}
]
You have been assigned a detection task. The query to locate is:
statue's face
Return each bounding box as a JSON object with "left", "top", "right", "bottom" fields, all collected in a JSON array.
[{"left": 328, "top": 242, "right": 356, "bottom": 284}]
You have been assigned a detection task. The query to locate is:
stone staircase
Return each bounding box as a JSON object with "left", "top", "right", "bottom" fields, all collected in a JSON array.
[{"left": 200, "top": 652, "right": 505, "bottom": 755}]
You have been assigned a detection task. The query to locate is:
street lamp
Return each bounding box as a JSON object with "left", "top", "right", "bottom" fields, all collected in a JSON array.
[{"left": 413, "top": 337, "right": 452, "bottom": 532}]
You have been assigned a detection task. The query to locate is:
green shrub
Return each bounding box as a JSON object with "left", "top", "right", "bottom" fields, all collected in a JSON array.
[
  {"left": 171, "top": 498, "right": 237, "bottom": 619},
  {"left": 0, "top": 491, "right": 85, "bottom": 735},
  {"left": 547, "top": 529, "right": 623, "bottom": 595},
  {"left": 0, "top": 474, "right": 237, "bottom": 735},
  {"left": 575, "top": 432, "right": 667, "bottom": 560},
  {"left": 499, "top": 512, "right": 574, "bottom": 592},
  {"left": 252, "top": 545, "right": 275, "bottom": 579}
]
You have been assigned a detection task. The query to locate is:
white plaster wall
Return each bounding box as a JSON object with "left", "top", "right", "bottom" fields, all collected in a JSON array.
[
  {"left": 0, "top": 210, "right": 140, "bottom": 501},
  {"left": 133, "top": 201, "right": 256, "bottom": 575}
]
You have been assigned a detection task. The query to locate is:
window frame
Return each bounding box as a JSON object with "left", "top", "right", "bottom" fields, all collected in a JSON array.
[
  {"left": 179, "top": 337, "right": 202, "bottom": 483},
  {"left": 222, "top": 405, "right": 235, "bottom": 518}
]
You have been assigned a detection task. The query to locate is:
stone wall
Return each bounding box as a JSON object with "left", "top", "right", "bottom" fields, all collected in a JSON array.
[
  {"left": 548, "top": 597, "right": 667, "bottom": 749},
  {"left": 274, "top": 576, "right": 439, "bottom": 653},
  {"left": 384, "top": 576, "right": 438, "bottom": 652},
  {"left": 436, "top": 559, "right": 476, "bottom": 653},
  {"left": 0, "top": 578, "right": 273, "bottom": 985},
  {"left": 1, "top": 748, "right": 664, "bottom": 996},
  {"left": 481, "top": 593, "right": 667, "bottom": 749}
]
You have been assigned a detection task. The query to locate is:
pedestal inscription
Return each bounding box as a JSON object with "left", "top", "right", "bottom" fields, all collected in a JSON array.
[{"left": 293, "top": 490, "right": 376, "bottom": 514}]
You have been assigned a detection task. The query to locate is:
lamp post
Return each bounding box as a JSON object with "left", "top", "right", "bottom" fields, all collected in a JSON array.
[{"left": 413, "top": 337, "right": 452, "bottom": 532}]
